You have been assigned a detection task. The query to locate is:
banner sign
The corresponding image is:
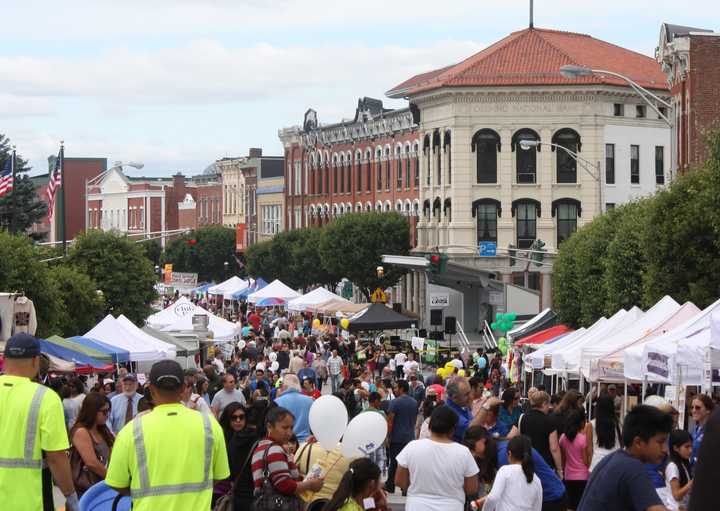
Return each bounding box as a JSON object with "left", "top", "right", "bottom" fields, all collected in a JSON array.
[
  {"left": 430, "top": 293, "right": 450, "bottom": 308},
  {"left": 163, "top": 263, "right": 173, "bottom": 285},
  {"left": 236, "top": 223, "right": 246, "bottom": 252},
  {"left": 646, "top": 351, "right": 669, "bottom": 378},
  {"left": 171, "top": 272, "right": 198, "bottom": 288}
]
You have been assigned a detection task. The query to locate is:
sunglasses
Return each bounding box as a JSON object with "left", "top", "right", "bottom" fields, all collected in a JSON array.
[{"left": 231, "top": 414, "right": 246, "bottom": 421}]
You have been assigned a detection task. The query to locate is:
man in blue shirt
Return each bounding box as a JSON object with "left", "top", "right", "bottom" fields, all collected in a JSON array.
[
  {"left": 445, "top": 378, "right": 474, "bottom": 442},
  {"left": 274, "top": 373, "right": 313, "bottom": 442},
  {"left": 108, "top": 374, "right": 143, "bottom": 433},
  {"left": 384, "top": 380, "right": 417, "bottom": 494},
  {"left": 297, "top": 360, "right": 317, "bottom": 390},
  {"left": 578, "top": 405, "right": 672, "bottom": 511}
]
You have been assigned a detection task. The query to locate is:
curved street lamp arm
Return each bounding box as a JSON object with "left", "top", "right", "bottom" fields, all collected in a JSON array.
[{"left": 590, "top": 68, "right": 672, "bottom": 126}]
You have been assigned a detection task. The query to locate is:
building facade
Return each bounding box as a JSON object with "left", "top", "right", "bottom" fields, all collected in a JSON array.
[
  {"left": 385, "top": 26, "right": 671, "bottom": 335},
  {"left": 657, "top": 23, "right": 720, "bottom": 174},
  {"left": 256, "top": 160, "right": 286, "bottom": 242}
]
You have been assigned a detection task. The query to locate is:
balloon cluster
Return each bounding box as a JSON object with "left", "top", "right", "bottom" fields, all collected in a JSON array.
[
  {"left": 490, "top": 312, "right": 517, "bottom": 332},
  {"left": 435, "top": 362, "right": 466, "bottom": 379}
]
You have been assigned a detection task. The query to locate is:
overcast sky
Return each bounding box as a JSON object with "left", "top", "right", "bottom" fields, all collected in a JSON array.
[{"left": 1, "top": 1, "right": 717, "bottom": 176}]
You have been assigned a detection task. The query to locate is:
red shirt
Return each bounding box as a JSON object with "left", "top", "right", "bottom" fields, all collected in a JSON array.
[
  {"left": 303, "top": 389, "right": 321, "bottom": 400},
  {"left": 251, "top": 439, "right": 300, "bottom": 495},
  {"left": 248, "top": 313, "right": 261, "bottom": 332}
]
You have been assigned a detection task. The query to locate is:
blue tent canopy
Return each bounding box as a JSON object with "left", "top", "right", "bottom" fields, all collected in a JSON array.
[
  {"left": 38, "top": 339, "right": 107, "bottom": 369},
  {"left": 67, "top": 336, "right": 131, "bottom": 364},
  {"left": 191, "top": 282, "right": 215, "bottom": 294},
  {"left": 232, "top": 277, "right": 269, "bottom": 300}
]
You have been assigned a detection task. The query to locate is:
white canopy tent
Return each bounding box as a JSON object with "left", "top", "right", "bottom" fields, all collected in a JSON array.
[
  {"left": 146, "top": 297, "right": 240, "bottom": 341},
  {"left": 625, "top": 297, "right": 720, "bottom": 383},
  {"left": 116, "top": 315, "right": 177, "bottom": 358},
  {"left": 287, "top": 287, "right": 350, "bottom": 312},
  {"left": 86, "top": 315, "right": 170, "bottom": 362},
  {"left": 208, "top": 276, "right": 248, "bottom": 296},
  {"left": 524, "top": 326, "right": 590, "bottom": 371},
  {"left": 248, "top": 279, "right": 301, "bottom": 304},
  {"left": 578, "top": 296, "right": 681, "bottom": 380},
  {"left": 222, "top": 280, "right": 250, "bottom": 300}
]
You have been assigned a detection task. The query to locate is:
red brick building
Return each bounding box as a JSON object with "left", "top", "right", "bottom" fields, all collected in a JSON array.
[
  {"left": 657, "top": 23, "right": 720, "bottom": 173},
  {"left": 278, "top": 97, "right": 420, "bottom": 246}
]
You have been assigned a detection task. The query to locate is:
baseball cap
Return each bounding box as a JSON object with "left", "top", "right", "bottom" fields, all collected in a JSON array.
[
  {"left": 149, "top": 360, "right": 185, "bottom": 390},
  {"left": 4, "top": 333, "right": 41, "bottom": 359},
  {"left": 122, "top": 373, "right": 137, "bottom": 382}
]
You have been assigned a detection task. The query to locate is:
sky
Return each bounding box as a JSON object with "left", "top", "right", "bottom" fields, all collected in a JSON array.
[{"left": 1, "top": 0, "right": 718, "bottom": 177}]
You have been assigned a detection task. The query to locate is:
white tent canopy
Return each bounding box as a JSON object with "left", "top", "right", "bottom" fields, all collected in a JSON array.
[
  {"left": 146, "top": 297, "right": 239, "bottom": 341},
  {"left": 116, "top": 314, "right": 176, "bottom": 358},
  {"left": 524, "top": 326, "right": 590, "bottom": 371},
  {"left": 86, "top": 315, "right": 170, "bottom": 362},
  {"left": 578, "top": 296, "right": 681, "bottom": 380},
  {"left": 222, "top": 280, "right": 250, "bottom": 300},
  {"left": 287, "top": 287, "right": 350, "bottom": 312},
  {"left": 208, "top": 276, "right": 248, "bottom": 296},
  {"left": 248, "top": 279, "right": 301, "bottom": 304}
]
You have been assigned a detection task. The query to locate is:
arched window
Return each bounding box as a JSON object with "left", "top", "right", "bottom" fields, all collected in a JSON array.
[
  {"left": 404, "top": 145, "right": 411, "bottom": 189},
  {"left": 413, "top": 143, "right": 420, "bottom": 187},
  {"left": 512, "top": 198, "right": 541, "bottom": 248},
  {"left": 432, "top": 197, "right": 441, "bottom": 220},
  {"left": 443, "top": 198, "right": 452, "bottom": 223},
  {"left": 433, "top": 130, "right": 441, "bottom": 185},
  {"left": 444, "top": 130, "right": 451, "bottom": 185},
  {"left": 472, "top": 199, "right": 501, "bottom": 244},
  {"left": 423, "top": 134, "right": 431, "bottom": 186},
  {"left": 385, "top": 147, "right": 391, "bottom": 191},
  {"left": 356, "top": 152, "right": 362, "bottom": 191},
  {"left": 325, "top": 161, "right": 330, "bottom": 194},
  {"left": 366, "top": 151, "right": 372, "bottom": 192},
  {"left": 423, "top": 199, "right": 431, "bottom": 219},
  {"left": 339, "top": 155, "right": 345, "bottom": 194},
  {"left": 376, "top": 148, "right": 383, "bottom": 190},
  {"left": 553, "top": 198, "right": 581, "bottom": 245},
  {"left": 512, "top": 129, "right": 541, "bottom": 184},
  {"left": 396, "top": 147, "right": 403, "bottom": 190},
  {"left": 472, "top": 129, "right": 501, "bottom": 184},
  {"left": 333, "top": 159, "right": 339, "bottom": 194},
  {"left": 552, "top": 129, "right": 581, "bottom": 184}
]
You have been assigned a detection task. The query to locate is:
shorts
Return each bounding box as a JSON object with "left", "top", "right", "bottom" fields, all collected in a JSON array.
[{"left": 564, "top": 480, "right": 587, "bottom": 509}]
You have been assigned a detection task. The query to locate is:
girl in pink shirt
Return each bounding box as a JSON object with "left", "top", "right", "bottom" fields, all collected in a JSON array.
[{"left": 559, "top": 410, "right": 591, "bottom": 510}]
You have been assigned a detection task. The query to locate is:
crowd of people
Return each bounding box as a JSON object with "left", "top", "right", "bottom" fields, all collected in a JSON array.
[{"left": 1, "top": 304, "right": 720, "bottom": 511}]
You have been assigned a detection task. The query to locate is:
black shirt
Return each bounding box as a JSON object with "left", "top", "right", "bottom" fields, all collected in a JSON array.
[{"left": 519, "top": 408, "right": 557, "bottom": 469}]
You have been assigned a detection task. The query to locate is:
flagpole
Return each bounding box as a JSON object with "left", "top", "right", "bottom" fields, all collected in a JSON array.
[
  {"left": 60, "top": 141, "right": 67, "bottom": 256},
  {"left": 10, "top": 146, "right": 16, "bottom": 234}
]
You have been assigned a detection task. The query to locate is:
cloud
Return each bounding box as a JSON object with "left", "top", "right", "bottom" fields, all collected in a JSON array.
[{"left": 0, "top": 95, "right": 56, "bottom": 117}]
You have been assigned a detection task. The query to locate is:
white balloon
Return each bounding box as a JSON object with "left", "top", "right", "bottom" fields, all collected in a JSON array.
[
  {"left": 237, "top": 340, "right": 246, "bottom": 350},
  {"left": 309, "top": 395, "right": 348, "bottom": 450},
  {"left": 271, "top": 361, "right": 279, "bottom": 372},
  {"left": 643, "top": 395, "right": 667, "bottom": 409},
  {"left": 341, "top": 411, "right": 388, "bottom": 458},
  {"left": 269, "top": 352, "right": 278, "bottom": 362}
]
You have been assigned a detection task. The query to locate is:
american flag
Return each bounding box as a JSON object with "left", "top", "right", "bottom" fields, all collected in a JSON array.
[
  {"left": 0, "top": 153, "right": 13, "bottom": 198},
  {"left": 47, "top": 147, "right": 63, "bottom": 223}
]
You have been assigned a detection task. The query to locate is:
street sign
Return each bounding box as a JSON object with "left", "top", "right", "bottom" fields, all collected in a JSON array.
[
  {"left": 371, "top": 287, "right": 387, "bottom": 303},
  {"left": 478, "top": 242, "right": 497, "bottom": 257},
  {"left": 430, "top": 293, "right": 450, "bottom": 308},
  {"left": 489, "top": 291, "right": 504, "bottom": 306},
  {"left": 171, "top": 272, "right": 198, "bottom": 288}
]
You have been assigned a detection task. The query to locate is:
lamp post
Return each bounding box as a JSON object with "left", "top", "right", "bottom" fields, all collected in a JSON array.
[
  {"left": 224, "top": 261, "right": 229, "bottom": 280},
  {"left": 519, "top": 140, "right": 603, "bottom": 216}
]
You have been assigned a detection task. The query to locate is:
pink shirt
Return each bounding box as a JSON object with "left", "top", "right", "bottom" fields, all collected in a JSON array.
[{"left": 560, "top": 432, "right": 589, "bottom": 480}]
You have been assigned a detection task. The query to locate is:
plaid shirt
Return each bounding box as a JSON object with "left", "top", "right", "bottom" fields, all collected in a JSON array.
[{"left": 328, "top": 355, "right": 344, "bottom": 376}]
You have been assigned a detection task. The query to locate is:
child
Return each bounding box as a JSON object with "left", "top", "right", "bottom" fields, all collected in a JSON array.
[
  {"left": 285, "top": 434, "right": 299, "bottom": 457},
  {"left": 559, "top": 410, "right": 591, "bottom": 510},
  {"left": 323, "top": 458, "right": 383, "bottom": 511},
  {"left": 474, "top": 435, "right": 542, "bottom": 511},
  {"left": 663, "top": 429, "right": 693, "bottom": 510}
]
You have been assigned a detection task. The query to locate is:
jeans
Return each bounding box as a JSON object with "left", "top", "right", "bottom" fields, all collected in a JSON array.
[
  {"left": 330, "top": 374, "right": 342, "bottom": 394},
  {"left": 385, "top": 442, "right": 408, "bottom": 493}
]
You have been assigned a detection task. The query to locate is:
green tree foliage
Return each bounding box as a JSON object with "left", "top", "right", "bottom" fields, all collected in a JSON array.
[
  {"left": 552, "top": 231, "right": 582, "bottom": 327},
  {"left": 69, "top": 230, "right": 156, "bottom": 324},
  {"left": 319, "top": 212, "right": 410, "bottom": 300},
  {"left": 140, "top": 239, "right": 163, "bottom": 268},
  {"left": 48, "top": 266, "right": 105, "bottom": 336},
  {"left": 163, "top": 226, "right": 237, "bottom": 282},
  {"left": 0, "top": 134, "right": 48, "bottom": 235},
  {"left": 244, "top": 239, "right": 278, "bottom": 283}
]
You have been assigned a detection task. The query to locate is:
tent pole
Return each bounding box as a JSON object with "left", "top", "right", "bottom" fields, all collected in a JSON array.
[
  {"left": 642, "top": 376, "right": 647, "bottom": 402},
  {"left": 623, "top": 378, "right": 628, "bottom": 420}
]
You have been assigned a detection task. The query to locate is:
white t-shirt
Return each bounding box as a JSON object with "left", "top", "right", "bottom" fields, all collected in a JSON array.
[
  {"left": 395, "top": 352, "right": 408, "bottom": 366},
  {"left": 396, "top": 438, "right": 479, "bottom": 511},
  {"left": 403, "top": 360, "right": 420, "bottom": 377},
  {"left": 183, "top": 393, "right": 211, "bottom": 415},
  {"left": 662, "top": 461, "right": 690, "bottom": 511},
  {"left": 481, "top": 464, "right": 542, "bottom": 511}
]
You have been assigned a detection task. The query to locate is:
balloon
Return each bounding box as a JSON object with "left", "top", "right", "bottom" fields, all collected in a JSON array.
[
  {"left": 312, "top": 318, "right": 321, "bottom": 328},
  {"left": 490, "top": 322, "right": 498, "bottom": 330},
  {"left": 458, "top": 369, "right": 466, "bottom": 377},
  {"left": 436, "top": 368, "right": 444, "bottom": 377},
  {"left": 498, "top": 337, "right": 506, "bottom": 344},
  {"left": 507, "top": 312, "right": 517, "bottom": 322},
  {"left": 498, "top": 337, "right": 508, "bottom": 356},
  {"left": 340, "top": 318, "right": 350, "bottom": 330},
  {"left": 309, "top": 395, "right": 349, "bottom": 450},
  {"left": 495, "top": 312, "right": 503, "bottom": 321},
  {"left": 444, "top": 362, "right": 455, "bottom": 370},
  {"left": 237, "top": 340, "right": 246, "bottom": 350},
  {"left": 270, "top": 361, "right": 279, "bottom": 372},
  {"left": 643, "top": 395, "right": 667, "bottom": 409},
  {"left": 341, "top": 411, "right": 388, "bottom": 458},
  {"left": 269, "top": 352, "right": 278, "bottom": 362}
]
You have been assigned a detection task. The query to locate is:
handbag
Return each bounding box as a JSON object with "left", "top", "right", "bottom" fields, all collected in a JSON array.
[
  {"left": 69, "top": 439, "right": 104, "bottom": 495},
  {"left": 213, "top": 440, "right": 260, "bottom": 511},
  {"left": 253, "top": 444, "right": 305, "bottom": 511}
]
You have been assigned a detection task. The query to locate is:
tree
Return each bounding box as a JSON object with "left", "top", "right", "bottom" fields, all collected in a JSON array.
[
  {"left": 0, "top": 134, "right": 48, "bottom": 236},
  {"left": 48, "top": 266, "right": 106, "bottom": 336},
  {"left": 245, "top": 239, "right": 281, "bottom": 283},
  {"left": 140, "top": 239, "right": 163, "bottom": 268},
  {"left": 552, "top": 231, "right": 582, "bottom": 327},
  {"left": 69, "top": 230, "right": 156, "bottom": 324},
  {"left": 163, "top": 226, "right": 237, "bottom": 282},
  {"left": 319, "top": 212, "right": 410, "bottom": 300}
]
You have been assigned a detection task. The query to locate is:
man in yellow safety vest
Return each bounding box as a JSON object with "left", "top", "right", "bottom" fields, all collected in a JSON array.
[
  {"left": 106, "top": 359, "right": 230, "bottom": 510},
  {"left": 0, "top": 333, "right": 78, "bottom": 511}
]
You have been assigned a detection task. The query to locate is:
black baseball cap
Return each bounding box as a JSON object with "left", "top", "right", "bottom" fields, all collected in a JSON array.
[
  {"left": 4, "top": 333, "right": 41, "bottom": 359},
  {"left": 149, "top": 360, "right": 185, "bottom": 390}
]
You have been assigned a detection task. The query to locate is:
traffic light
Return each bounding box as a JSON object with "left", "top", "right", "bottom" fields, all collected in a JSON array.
[
  {"left": 427, "top": 253, "right": 448, "bottom": 273},
  {"left": 508, "top": 244, "right": 517, "bottom": 267},
  {"left": 532, "top": 239, "right": 546, "bottom": 267}
]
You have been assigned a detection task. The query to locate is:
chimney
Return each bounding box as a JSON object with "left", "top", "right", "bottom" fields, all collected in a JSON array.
[{"left": 249, "top": 148, "right": 263, "bottom": 158}]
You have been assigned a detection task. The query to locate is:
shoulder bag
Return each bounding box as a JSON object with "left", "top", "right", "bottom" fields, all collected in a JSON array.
[
  {"left": 69, "top": 433, "right": 105, "bottom": 495},
  {"left": 253, "top": 444, "right": 305, "bottom": 511},
  {"left": 213, "top": 439, "right": 260, "bottom": 511}
]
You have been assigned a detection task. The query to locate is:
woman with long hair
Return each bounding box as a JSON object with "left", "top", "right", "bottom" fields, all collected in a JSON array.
[
  {"left": 586, "top": 394, "right": 621, "bottom": 471},
  {"left": 218, "top": 402, "right": 247, "bottom": 443},
  {"left": 322, "top": 458, "right": 381, "bottom": 511},
  {"left": 69, "top": 392, "right": 114, "bottom": 496},
  {"left": 498, "top": 388, "right": 522, "bottom": 432},
  {"left": 474, "top": 435, "right": 542, "bottom": 511},
  {"left": 559, "top": 410, "right": 590, "bottom": 510},
  {"left": 662, "top": 429, "right": 692, "bottom": 510},
  {"left": 552, "top": 390, "right": 582, "bottom": 436}
]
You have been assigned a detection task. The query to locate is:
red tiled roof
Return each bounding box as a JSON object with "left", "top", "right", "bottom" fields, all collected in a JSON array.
[{"left": 387, "top": 27, "right": 668, "bottom": 97}]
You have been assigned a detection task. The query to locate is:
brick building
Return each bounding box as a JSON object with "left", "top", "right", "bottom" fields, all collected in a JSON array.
[
  {"left": 657, "top": 23, "right": 720, "bottom": 174},
  {"left": 278, "top": 97, "right": 420, "bottom": 246}
]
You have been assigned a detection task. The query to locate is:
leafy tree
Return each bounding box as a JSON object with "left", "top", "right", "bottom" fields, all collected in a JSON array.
[
  {"left": 0, "top": 231, "right": 61, "bottom": 337},
  {"left": 0, "top": 134, "right": 48, "bottom": 235},
  {"left": 162, "top": 226, "right": 237, "bottom": 282},
  {"left": 319, "top": 212, "right": 410, "bottom": 300},
  {"left": 140, "top": 239, "right": 163, "bottom": 268},
  {"left": 552, "top": 231, "right": 582, "bottom": 327},
  {"left": 69, "top": 230, "right": 156, "bottom": 324},
  {"left": 245, "top": 238, "right": 280, "bottom": 283},
  {"left": 291, "top": 227, "right": 343, "bottom": 290},
  {"left": 48, "top": 266, "right": 105, "bottom": 336}
]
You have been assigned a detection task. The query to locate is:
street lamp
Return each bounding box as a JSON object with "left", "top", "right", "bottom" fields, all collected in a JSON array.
[
  {"left": 519, "top": 140, "right": 603, "bottom": 216},
  {"left": 224, "top": 261, "right": 229, "bottom": 279}
]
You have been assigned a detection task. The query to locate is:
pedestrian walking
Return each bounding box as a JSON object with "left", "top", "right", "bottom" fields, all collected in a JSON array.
[
  {"left": 323, "top": 458, "right": 383, "bottom": 511},
  {"left": 0, "top": 333, "right": 79, "bottom": 511},
  {"left": 105, "top": 360, "right": 230, "bottom": 510},
  {"left": 328, "top": 349, "right": 344, "bottom": 394},
  {"left": 384, "top": 380, "right": 418, "bottom": 495},
  {"left": 69, "top": 392, "right": 114, "bottom": 497},
  {"left": 586, "top": 394, "right": 622, "bottom": 472},
  {"left": 559, "top": 410, "right": 591, "bottom": 510},
  {"left": 211, "top": 373, "right": 247, "bottom": 418},
  {"left": 108, "top": 373, "right": 142, "bottom": 433},
  {"left": 662, "top": 429, "right": 693, "bottom": 510}
]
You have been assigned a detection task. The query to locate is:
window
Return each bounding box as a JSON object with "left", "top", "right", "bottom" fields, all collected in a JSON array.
[
  {"left": 433, "top": 131, "right": 441, "bottom": 186},
  {"left": 414, "top": 152, "right": 420, "bottom": 187},
  {"left": 655, "top": 146, "right": 665, "bottom": 185},
  {"left": 333, "top": 164, "right": 338, "bottom": 193},
  {"left": 513, "top": 129, "right": 540, "bottom": 184},
  {"left": 613, "top": 104, "right": 624, "bottom": 117},
  {"left": 366, "top": 156, "right": 372, "bottom": 192},
  {"left": 294, "top": 161, "right": 302, "bottom": 196},
  {"left": 397, "top": 157, "right": 403, "bottom": 190},
  {"left": 514, "top": 201, "right": 538, "bottom": 249},
  {"left": 405, "top": 156, "right": 411, "bottom": 188},
  {"left": 553, "top": 129, "right": 580, "bottom": 183},
  {"left": 659, "top": 106, "right": 668, "bottom": 119},
  {"left": 605, "top": 203, "right": 615, "bottom": 211},
  {"left": 630, "top": 145, "right": 640, "bottom": 184},
  {"left": 385, "top": 150, "right": 391, "bottom": 191},
  {"left": 444, "top": 131, "right": 452, "bottom": 185},
  {"left": 356, "top": 157, "right": 362, "bottom": 191},
  {"left": 473, "top": 129, "right": 500, "bottom": 184},
  {"left": 325, "top": 164, "right": 329, "bottom": 194},
  {"left": 556, "top": 202, "right": 578, "bottom": 245},
  {"left": 636, "top": 105, "right": 646, "bottom": 118},
  {"left": 475, "top": 202, "right": 498, "bottom": 243},
  {"left": 377, "top": 157, "right": 383, "bottom": 190},
  {"left": 423, "top": 135, "right": 431, "bottom": 186},
  {"left": 512, "top": 272, "right": 540, "bottom": 291},
  {"left": 261, "top": 205, "right": 280, "bottom": 235},
  {"left": 605, "top": 144, "right": 615, "bottom": 184}
]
